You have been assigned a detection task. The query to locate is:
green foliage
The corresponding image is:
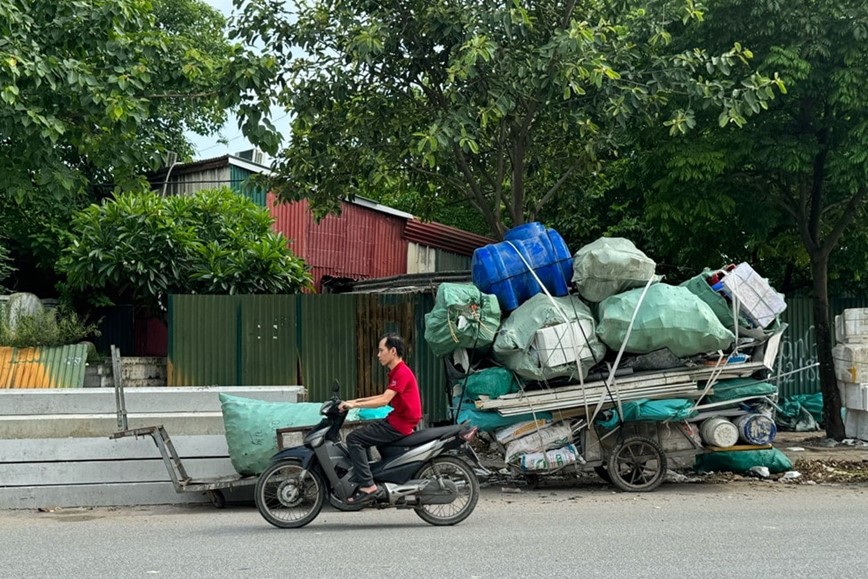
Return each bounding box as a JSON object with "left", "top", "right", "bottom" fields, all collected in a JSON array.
[
  {"left": 0, "top": 305, "right": 99, "bottom": 348},
  {"left": 0, "top": 0, "right": 281, "bottom": 277},
  {"left": 231, "top": 0, "right": 783, "bottom": 237},
  {"left": 626, "top": 0, "right": 868, "bottom": 293},
  {"left": 58, "top": 189, "right": 313, "bottom": 312}
]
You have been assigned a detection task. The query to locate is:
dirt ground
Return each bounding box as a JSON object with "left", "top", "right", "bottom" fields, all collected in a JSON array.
[{"left": 772, "top": 430, "right": 868, "bottom": 484}]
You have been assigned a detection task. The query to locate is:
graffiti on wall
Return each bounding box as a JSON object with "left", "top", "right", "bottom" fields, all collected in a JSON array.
[{"left": 776, "top": 324, "right": 819, "bottom": 395}]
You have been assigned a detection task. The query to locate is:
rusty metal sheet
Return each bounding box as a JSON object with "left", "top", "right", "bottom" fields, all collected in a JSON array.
[
  {"left": 269, "top": 198, "right": 407, "bottom": 290},
  {"left": 0, "top": 345, "right": 88, "bottom": 389}
]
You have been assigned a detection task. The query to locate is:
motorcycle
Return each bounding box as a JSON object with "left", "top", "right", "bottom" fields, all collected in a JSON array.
[{"left": 254, "top": 384, "right": 484, "bottom": 528}]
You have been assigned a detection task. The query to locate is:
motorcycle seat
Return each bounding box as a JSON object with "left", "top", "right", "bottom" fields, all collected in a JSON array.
[{"left": 381, "top": 424, "right": 465, "bottom": 448}]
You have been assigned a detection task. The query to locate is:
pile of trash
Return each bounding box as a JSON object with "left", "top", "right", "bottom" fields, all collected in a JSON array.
[{"left": 424, "top": 222, "right": 794, "bottom": 481}]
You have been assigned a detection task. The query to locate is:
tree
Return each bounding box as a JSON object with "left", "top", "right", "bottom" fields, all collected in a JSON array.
[
  {"left": 0, "top": 0, "right": 282, "bottom": 291},
  {"left": 628, "top": 0, "right": 868, "bottom": 439},
  {"left": 231, "top": 0, "right": 783, "bottom": 239},
  {"left": 58, "top": 189, "right": 312, "bottom": 314}
]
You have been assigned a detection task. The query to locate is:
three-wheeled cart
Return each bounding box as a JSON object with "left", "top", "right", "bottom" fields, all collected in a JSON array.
[{"left": 109, "top": 425, "right": 256, "bottom": 508}]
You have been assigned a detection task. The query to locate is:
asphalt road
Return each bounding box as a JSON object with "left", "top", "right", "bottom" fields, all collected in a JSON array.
[{"left": 1, "top": 482, "right": 866, "bottom": 578}]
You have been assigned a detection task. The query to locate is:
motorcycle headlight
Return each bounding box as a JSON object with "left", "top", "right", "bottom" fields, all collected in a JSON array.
[{"left": 320, "top": 400, "right": 331, "bottom": 415}]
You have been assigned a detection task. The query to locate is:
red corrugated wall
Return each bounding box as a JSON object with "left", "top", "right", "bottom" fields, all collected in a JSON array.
[{"left": 268, "top": 194, "right": 407, "bottom": 290}]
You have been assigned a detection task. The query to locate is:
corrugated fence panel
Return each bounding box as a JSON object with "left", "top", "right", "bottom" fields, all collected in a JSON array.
[
  {"left": 776, "top": 296, "right": 868, "bottom": 399},
  {"left": 298, "top": 295, "right": 357, "bottom": 401},
  {"left": 230, "top": 165, "right": 267, "bottom": 206},
  {"left": 412, "top": 292, "right": 449, "bottom": 424},
  {"left": 0, "top": 345, "right": 87, "bottom": 388},
  {"left": 167, "top": 293, "right": 450, "bottom": 421},
  {"left": 239, "top": 295, "right": 299, "bottom": 386},
  {"left": 168, "top": 295, "right": 239, "bottom": 386}
]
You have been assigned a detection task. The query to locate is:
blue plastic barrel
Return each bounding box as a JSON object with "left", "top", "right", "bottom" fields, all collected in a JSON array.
[
  {"left": 735, "top": 414, "right": 777, "bottom": 445},
  {"left": 471, "top": 222, "right": 573, "bottom": 311}
]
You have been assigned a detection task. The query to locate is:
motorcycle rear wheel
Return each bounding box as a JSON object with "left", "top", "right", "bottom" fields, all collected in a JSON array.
[
  {"left": 255, "top": 460, "right": 325, "bottom": 528},
  {"left": 413, "top": 456, "right": 479, "bottom": 526}
]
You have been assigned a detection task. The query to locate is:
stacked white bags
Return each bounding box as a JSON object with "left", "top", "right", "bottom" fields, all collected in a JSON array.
[{"left": 833, "top": 309, "right": 868, "bottom": 440}]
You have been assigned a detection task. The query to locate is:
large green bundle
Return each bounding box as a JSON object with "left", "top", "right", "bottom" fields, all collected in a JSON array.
[
  {"left": 703, "top": 377, "right": 778, "bottom": 403},
  {"left": 571, "top": 237, "right": 660, "bottom": 302},
  {"left": 493, "top": 294, "right": 607, "bottom": 381},
  {"left": 220, "top": 394, "right": 367, "bottom": 476},
  {"left": 597, "top": 284, "right": 735, "bottom": 357},
  {"left": 695, "top": 448, "right": 793, "bottom": 474},
  {"left": 424, "top": 283, "right": 501, "bottom": 357},
  {"left": 596, "top": 398, "right": 698, "bottom": 429},
  {"left": 462, "top": 366, "right": 521, "bottom": 400}
]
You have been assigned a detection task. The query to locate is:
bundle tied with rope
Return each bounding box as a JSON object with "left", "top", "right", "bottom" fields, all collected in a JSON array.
[{"left": 424, "top": 283, "right": 501, "bottom": 357}]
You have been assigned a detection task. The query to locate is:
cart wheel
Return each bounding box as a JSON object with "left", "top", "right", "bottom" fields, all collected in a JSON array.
[
  {"left": 524, "top": 474, "right": 541, "bottom": 489},
  {"left": 206, "top": 490, "right": 226, "bottom": 509},
  {"left": 607, "top": 436, "right": 666, "bottom": 493},
  {"left": 594, "top": 466, "right": 612, "bottom": 484}
]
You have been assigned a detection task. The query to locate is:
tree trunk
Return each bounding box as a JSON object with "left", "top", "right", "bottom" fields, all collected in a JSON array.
[{"left": 811, "top": 254, "right": 845, "bottom": 440}]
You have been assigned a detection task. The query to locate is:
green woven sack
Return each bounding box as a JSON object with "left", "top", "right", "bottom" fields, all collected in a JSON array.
[
  {"left": 220, "top": 393, "right": 364, "bottom": 476},
  {"left": 597, "top": 284, "right": 735, "bottom": 357},
  {"left": 424, "top": 283, "right": 501, "bottom": 357}
]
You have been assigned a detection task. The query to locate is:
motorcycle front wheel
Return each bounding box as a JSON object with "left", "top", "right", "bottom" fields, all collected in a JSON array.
[
  {"left": 413, "top": 456, "right": 479, "bottom": 526},
  {"left": 255, "top": 460, "right": 325, "bottom": 528}
]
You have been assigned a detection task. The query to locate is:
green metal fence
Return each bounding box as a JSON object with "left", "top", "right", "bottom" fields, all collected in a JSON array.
[
  {"left": 168, "top": 293, "right": 450, "bottom": 422},
  {"left": 169, "top": 292, "right": 868, "bottom": 419}
]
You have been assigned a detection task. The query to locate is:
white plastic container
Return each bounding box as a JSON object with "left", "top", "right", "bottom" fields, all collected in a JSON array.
[
  {"left": 844, "top": 409, "right": 868, "bottom": 441},
  {"left": 719, "top": 263, "right": 786, "bottom": 328},
  {"left": 838, "top": 382, "right": 868, "bottom": 411},
  {"left": 700, "top": 417, "right": 739, "bottom": 448},
  {"left": 833, "top": 343, "right": 868, "bottom": 384},
  {"left": 835, "top": 309, "right": 868, "bottom": 344}
]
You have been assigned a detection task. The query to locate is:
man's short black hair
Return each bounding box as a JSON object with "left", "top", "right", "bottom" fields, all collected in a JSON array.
[{"left": 380, "top": 333, "right": 405, "bottom": 358}]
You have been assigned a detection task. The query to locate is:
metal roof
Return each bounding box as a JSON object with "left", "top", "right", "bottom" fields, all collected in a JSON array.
[{"left": 403, "top": 219, "right": 495, "bottom": 256}]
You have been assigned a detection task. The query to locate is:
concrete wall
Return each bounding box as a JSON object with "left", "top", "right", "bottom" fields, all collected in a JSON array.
[
  {"left": 84, "top": 357, "right": 168, "bottom": 388},
  {"left": 0, "top": 386, "right": 305, "bottom": 509}
]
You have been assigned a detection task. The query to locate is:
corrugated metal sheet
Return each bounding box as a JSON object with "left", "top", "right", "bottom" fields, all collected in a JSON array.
[
  {"left": 435, "top": 249, "right": 471, "bottom": 272},
  {"left": 268, "top": 196, "right": 407, "bottom": 290},
  {"left": 168, "top": 295, "right": 239, "bottom": 386},
  {"left": 403, "top": 219, "right": 494, "bottom": 255},
  {"left": 162, "top": 166, "right": 230, "bottom": 197},
  {"left": 167, "top": 292, "right": 451, "bottom": 421},
  {"left": 239, "top": 295, "right": 299, "bottom": 386},
  {"left": 230, "top": 165, "right": 267, "bottom": 206},
  {"left": 0, "top": 345, "right": 88, "bottom": 388},
  {"left": 776, "top": 296, "right": 868, "bottom": 398},
  {"left": 268, "top": 194, "right": 309, "bottom": 261},
  {"left": 299, "top": 295, "right": 357, "bottom": 401}
]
